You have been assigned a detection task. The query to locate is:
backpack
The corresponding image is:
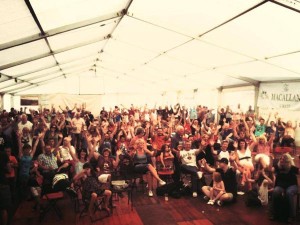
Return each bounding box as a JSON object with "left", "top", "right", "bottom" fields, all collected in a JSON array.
[
  {"left": 244, "top": 190, "right": 262, "bottom": 207},
  {"left": 156, "top": 181, "right": 183, "bottom": 198}
]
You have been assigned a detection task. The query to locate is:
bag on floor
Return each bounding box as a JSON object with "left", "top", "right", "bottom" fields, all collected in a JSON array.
[
  {"left": 245, "top": 190, "right": 262, "bottom": 207},
  {"left": 156, "top": 181, "right": 183, "bottom": 197}
]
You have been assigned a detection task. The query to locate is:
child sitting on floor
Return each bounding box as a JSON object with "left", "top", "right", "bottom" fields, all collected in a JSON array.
[{"left": 207, "top": 172, "right": 226, "bottom": 205}]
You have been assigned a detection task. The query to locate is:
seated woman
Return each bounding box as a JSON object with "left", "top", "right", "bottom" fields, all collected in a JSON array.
[
  {"left": 130, "top": 138, "right": 166, "bottom": 197},
  {"left": 269, "top": 153, "right": 299, "bottom": 223},
  {"left": 246, "top": 160, "right": 274, "bottom": 206},
  {"left": 158, "top": 144, "right": 174, "bottom": 170},
  {"left": 234, "top": 139, "right": 254, "bottom": 188},
  {"left": 252, "top": 134, "right": 274, "bottom": 169},
  {"left": 73, "top": 163, "right": 111, "bottom": 220}
]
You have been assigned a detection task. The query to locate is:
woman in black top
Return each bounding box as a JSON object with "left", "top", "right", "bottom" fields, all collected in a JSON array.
[{"left": 270, "top": 153, "right": 299, "bottom": 222}]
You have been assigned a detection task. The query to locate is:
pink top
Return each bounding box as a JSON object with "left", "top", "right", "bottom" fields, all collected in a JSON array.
[{"left": 257, "top": 144, "right": 271, "bottom": 156}]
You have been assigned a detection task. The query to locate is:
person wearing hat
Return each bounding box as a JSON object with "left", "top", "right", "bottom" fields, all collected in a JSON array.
[
  {"left": 96, "top": 147, "right": 121, "bottom": 184},
  {"left": 201, "top": 156, "right": 238, "bottom": 206}
]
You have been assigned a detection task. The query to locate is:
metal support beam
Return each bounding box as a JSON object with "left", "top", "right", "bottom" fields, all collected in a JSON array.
[
  {"left": 0, "top": 35, "right": 109, "bottom": 70},
  {"left": 8, "top": 66, "right": 91, "bottom": 94},
  {"left": 220, "top": 83, "right": 256, "bottom": 90},
  {"left": 260, "top": 79, "right": 300, "bottom": 84},
  {"left": 199, "top": 0, "right": 269, "bottom": 37},
  {"left": 0, "top": 12, "right": 122, "bottom": 51},
  {"left": 269, "top": 0, "right": 300, "bottom": 14},
  {"left": 227, "top": 75, "right": 259, "bottom": 86}
]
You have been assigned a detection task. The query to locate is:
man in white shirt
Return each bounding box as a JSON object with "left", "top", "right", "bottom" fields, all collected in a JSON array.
[
  {"left": 18, "top": 114, "right": 33, "bottom": 133},
  {"left": 71, "top": 113, "right": 85, "bottom": 150},
  {"left": 179, "top": 140, "right": 202, "bottom": 197}
]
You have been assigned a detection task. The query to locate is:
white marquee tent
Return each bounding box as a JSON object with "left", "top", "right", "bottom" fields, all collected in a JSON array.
[{"left": 0, "top": 0, "right": 300, "bottom": 118}]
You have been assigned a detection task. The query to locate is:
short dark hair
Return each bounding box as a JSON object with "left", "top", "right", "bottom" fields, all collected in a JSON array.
[
  {"left": 22, "top": 144, "right": 32, "bottom": 150},
  {"left": 136, "top": 127, "right": 145, "bottom": 135}
]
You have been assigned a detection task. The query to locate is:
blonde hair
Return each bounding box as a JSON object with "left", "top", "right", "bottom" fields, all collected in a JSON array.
[{"left": 278, "top": 153, "right": 294, "bottom": 170}]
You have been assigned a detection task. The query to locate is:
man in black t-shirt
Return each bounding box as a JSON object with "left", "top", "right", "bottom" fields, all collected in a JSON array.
[{"left": 201, "top": 157, "right": 238, "bottom": 206}]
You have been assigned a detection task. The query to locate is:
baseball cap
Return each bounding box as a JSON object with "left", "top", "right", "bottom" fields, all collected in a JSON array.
[{"left": 218, "top": 158, "right": 229, "bottom": 164}]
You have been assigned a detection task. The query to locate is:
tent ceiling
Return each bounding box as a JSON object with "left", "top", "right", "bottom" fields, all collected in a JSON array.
[{"left": 0, "top": 0, "right": 300, "bottom": 95}]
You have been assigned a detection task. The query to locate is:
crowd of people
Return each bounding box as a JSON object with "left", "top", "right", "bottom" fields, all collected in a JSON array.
[{"left": 0, "top": 103, "right": 299, "bottom": 224}]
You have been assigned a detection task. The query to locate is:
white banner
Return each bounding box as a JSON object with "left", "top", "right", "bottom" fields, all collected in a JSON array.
[{"left": 257, "top": 82, "right": 300, "bottom": 111}]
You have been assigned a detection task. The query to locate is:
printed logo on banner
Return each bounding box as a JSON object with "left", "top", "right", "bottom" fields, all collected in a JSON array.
[
  {"left": 283, "top": 83, "right": 289, "bottom": 92},
  {"left": 257, "top": 82, "right": 300, "bottom": 110}
]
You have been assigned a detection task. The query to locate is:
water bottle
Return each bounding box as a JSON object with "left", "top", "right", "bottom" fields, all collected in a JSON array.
[{"left": 164, "top": 193, "right": 169, "bottom": 202}]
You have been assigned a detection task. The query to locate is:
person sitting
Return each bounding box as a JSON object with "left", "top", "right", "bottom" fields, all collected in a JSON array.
[
  {"left": 196, "top": 135, "right": 215, "bottom": 173},
  {"left": 177, "top": 140, "right": 202, "bottom": 198},
  {"left": 130, "top": 138, "right": 166, "bottom": 197},
  {"left": 73, "top": 163, "right": 111, "bottom": 220},
  {"left": 207, "top": 172, "right": 226, "bottom": 205},
  {"left": 269, "top": 153, "right": 299, "bottom": 223},
  {"left": 252, "top": 134, "right": 274, "bottom": 169},
  {"left": 210, "top": 140, "right": 235, "bottom": 166},
  {"left": 96, "top": 148, "right": 121, "bottom": 185},
  {"left": 57, "top": 136, "right": 78, "bottom": 174},
  {"left": 158, "top": 144, "right": 174, "bottom": 170},
  {"left": 246, "top": 160, "right": 274, "bottom": 206},
  {"left": 234, "top": 139, "right": 255, "bottom": 188},
  {"left": 202, "top": 157, "right": 238, "bottom": 206}
]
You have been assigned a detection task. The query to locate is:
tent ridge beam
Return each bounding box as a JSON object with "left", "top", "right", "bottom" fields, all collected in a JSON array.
[
  {"left": 269, "top": 0, "right": 300, "bottom": 14},
  {"left": 220, "top": 83, "right": 257, "bottom": 90},
  {"left": 199, "top": 0, "right": 269, "bottom": 38},
  {"left": 0, "top": 12, "right": 122, "bottom": 51},
  {"left": 260, "top": 79, "right": 300, "bottom": 84}
]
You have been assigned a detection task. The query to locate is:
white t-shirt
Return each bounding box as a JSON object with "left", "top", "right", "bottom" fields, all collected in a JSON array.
[
  {"left": 18, "top": 121, "right": 33, "bottom": 132},
  {"left": 218, "top": 150, "right": 231, "bottom": 166},
  {"left": 59, "top": 145, "right": 75, "bottom": 162},
  {"left": 71, "top": 117, "right": 85, "bottom": 134},
  {"left": 180, "top": 149, "right": 198, "bottom": 167}
]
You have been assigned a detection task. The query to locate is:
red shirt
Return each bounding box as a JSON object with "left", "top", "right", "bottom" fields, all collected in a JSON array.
[{"left": 6, "top": 156, "right": 18, "bottom": 178}]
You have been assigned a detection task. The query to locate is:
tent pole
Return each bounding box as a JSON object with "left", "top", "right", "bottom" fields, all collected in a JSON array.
[
  {"left": 217, "top": 87, "right": 223, "bottom": 123},
  {"left": 254, "top": 84, "right": 260, "bottom": 116}
]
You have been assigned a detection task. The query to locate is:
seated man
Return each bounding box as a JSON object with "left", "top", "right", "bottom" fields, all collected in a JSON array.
[
  {"left": 177, "top": 140, "right": 202, "bottom": 198},
  {"left": 201, "top": 157, "right": 238, "bottom": 206},
  {"left": 57, "top": 136, "right": 78, "bottom": 174}
]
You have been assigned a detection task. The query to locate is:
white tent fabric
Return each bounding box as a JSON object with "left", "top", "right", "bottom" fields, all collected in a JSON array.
[{"left": 1, "top": 0, "right": 300, "bottom": 96}]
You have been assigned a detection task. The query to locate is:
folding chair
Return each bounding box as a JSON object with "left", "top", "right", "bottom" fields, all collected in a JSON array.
[
  {"left": 39, "top": 191, "right": 64, "bottom": 221},
  {"left": 273, "top": 146, "right": 292, "bottom": 159},
  {"left": 157, "top": 157, "right": 174, "bottom": 185},
  {"left": 79, "top": 195, "right": 105, "bottom": 221}
]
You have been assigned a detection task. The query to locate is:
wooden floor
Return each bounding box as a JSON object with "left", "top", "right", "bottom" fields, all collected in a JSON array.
[{"left": 12, "top": 151, "right": 300, "bottom": 225}]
